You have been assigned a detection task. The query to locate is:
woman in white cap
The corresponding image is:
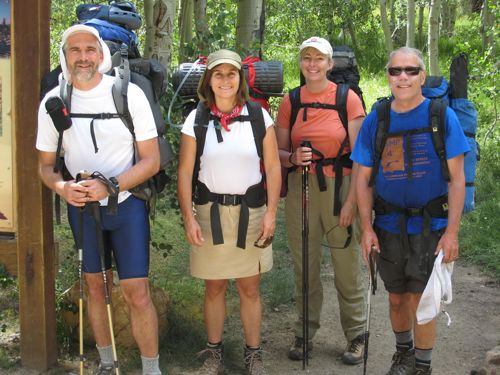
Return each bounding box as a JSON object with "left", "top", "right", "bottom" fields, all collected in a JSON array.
[
  {"left": 177, "top": 49, "right": 281, "bottom": 375},
  {"left": 275, "top": 37, "right": 367, "bottom": 365}
]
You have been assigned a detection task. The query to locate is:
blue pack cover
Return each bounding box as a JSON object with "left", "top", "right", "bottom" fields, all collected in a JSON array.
[
  {"left": 450, "top": 98, "right": 478, "bottom": 212},
  {"left": 83, "top": 18, "right": 138, "bottom": 47},
  {"left": 422, "top": 76, "right": 449, "bottom": 101}
]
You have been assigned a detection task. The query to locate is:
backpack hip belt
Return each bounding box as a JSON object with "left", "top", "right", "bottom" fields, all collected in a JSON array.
[
  {"left": 193, "top": 181, "right": 266, "bottom": 249},
  {"left": 374, "top": 194, "right": 448, "bottom": 267},
  {"left": 309, "top": 152, "right": 353, "bottom": 216}
]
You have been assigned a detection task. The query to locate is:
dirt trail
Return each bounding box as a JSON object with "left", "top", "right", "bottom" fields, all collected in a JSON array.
[{"left": 3, "top": 261, "right": 499, "bottom": 375}]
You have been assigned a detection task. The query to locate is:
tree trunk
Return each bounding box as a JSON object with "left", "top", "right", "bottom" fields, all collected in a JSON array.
[
  {"left": 143, "top": 0, "right": 178, "bottom": 69},
  {"left": 480, "top": 0, "right": 494, "bottom": 51},
  {"left": 194, "top": 0, "right": 208, "bottom": 54},
  {"left": 236, "top": 0, "right": 265, "bottom": 56},
  {"left": 389, "top": 0, "right": 396, "bottom": 31},
  {"left": 441, "top": 0, "right": 457, "bottom": 38},
  {"left": 346, "top": 19, "right": 358, "bottom": 51},
  {"left": 428, "top": 0, "right": 441, "bottom": 75},
  {"left": 417, "top": 4, "right": 425, "bottom": 48},
  {"left": 407, "top": 0, "right": 416, "bottom": 46},
  {"left": 380, "top": 0, "right": 394, "bottom": 56},
  {"left": 179, "top": 0, "right": 194, "bottom": 63}
]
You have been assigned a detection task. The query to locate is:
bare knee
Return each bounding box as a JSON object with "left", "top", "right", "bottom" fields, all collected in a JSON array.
[
  {"left": 389, "top": 292, "right": 408, "bottom": 312},
  {"left": 120, "top": 279, "right": 152, "bottom": 311},
  {"left": 205, "top": 280, "right": 228, "bottom": 300},
  {"left": 236, "top": 277, "right": 260, "bottom": 301}
]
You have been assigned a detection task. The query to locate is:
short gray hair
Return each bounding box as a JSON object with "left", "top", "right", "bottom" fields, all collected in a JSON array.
[{"left": 385, "top": 47, "right": 426, "bottom": 71}]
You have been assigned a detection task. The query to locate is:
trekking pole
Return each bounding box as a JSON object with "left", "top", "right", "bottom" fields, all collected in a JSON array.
[
  {"left": 86, "top": 199, "right": 120, "bottom": 374},
  {"left": 301, "top": 140, "right": 311, "bottom": 370},
  {"left": 363, "top": 248, "right": 378, "bottom": 375},
  {"left": 75, "top": 171, "right": 91, "bottom": 375}
]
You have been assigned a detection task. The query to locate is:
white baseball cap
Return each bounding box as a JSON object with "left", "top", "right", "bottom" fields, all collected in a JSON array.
[
  {"left": 299, "top": 37, "right": 333, "bottom": 57},
  {"left": 59, "top": 24, "right": 112, "bottom": 84}
]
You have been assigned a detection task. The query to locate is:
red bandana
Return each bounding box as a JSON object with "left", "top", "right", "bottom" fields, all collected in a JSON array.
[{"left": 210, "top": 104, "right": 243, "bottom": 132}]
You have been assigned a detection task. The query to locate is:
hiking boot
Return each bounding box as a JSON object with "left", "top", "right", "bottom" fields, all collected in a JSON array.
[
  {"left": 414, "top": 367, "right": 432, "bottom": 375},
  {"left": 195, "top": 344, "right": 224, "bottom": 375},
  {"left": 341, "top": 334, "right": 365, "bottom": 365},
  {"left": 288, "top": 336, "right": 313, "bottom": 361},
  {"left": 94, "top": 364, "right": 115, "bottom": 375},
  {"left": 385, "top": 349, "right": 415, "bottom": 375},
  {"left": 244, "top": 347, "right": 267, "bottom": 375}
]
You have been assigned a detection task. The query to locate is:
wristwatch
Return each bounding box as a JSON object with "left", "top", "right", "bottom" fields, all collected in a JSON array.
[{"left": 108, "top": 177, "right": 120, "bottom": 197}]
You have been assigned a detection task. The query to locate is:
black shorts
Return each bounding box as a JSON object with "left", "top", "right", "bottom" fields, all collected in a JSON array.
[{"left": 375, "top": 227, "right": 444, "bottom": 294}]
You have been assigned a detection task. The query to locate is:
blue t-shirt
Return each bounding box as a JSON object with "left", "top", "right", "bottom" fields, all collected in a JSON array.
[{"left": 351, "top": 99, "right": 470, "bottom": 234}]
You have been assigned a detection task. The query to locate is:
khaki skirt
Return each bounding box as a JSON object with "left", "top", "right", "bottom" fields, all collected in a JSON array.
[{"left": 190, "top": 202, "right": 273, "bottom": 280}]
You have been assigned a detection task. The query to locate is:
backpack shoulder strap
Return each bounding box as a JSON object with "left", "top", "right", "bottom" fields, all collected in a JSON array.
[
  {"left": 369, "top": 97, "right": 392, "bottom": 187},
  {"left": 335, "top": 83, "right": 350, "bottom": 132},
  {"left": 289, "top": 86, "right": 301, "bottom": 131},
  {"left": 429, "top": 98, "right": 450, "bottom": 181},
  {"left": 192, "top": 101, "right": 210, "bottom": 192},
  {"left": 112, "top": 44, "right": 135, "bottom": 138},
  {"left": 246, "top": 100, "right": 266, "bottom": 159}
]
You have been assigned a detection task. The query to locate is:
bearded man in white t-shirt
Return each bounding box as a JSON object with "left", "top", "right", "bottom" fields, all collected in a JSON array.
[{"left": 36, "top": 24, "right": 161, "bottom": 374}]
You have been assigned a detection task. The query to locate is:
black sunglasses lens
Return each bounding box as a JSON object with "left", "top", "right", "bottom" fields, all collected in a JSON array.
[
  {"left": 388, "top": 67, "right": 403, "bottom": 76},
  {"left": 388, "top": 67, "right": 421, "bottom": 76}
]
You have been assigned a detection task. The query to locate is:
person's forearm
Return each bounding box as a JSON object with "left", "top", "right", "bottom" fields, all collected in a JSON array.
[
  {"left": 115, "top": 156, "right": 159, "bottom": 192},
  {"left": 445, "top": 177, "right": 465, "bottom": 236},
  {"left": 356, "top": 168, "right": 374, "bottom": 231},
  {"left": 345, "top": 162, "right": 359, "bottom": 206},
  {"left": 264, "top": 164, "right": 281, "bottom": 215},
  {"left": 39, "top": 164, "right": 66, "bottom": 196}
]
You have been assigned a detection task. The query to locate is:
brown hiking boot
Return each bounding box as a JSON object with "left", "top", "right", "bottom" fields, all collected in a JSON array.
[
  {"left": 195, "top": 344, "right": 224, "bottom": 375},
  {"left": 288, "top": 336, "right": 313, "bottom": 361},
  {"left": 244, "top": 347, "right": 267, "bottom": 375},
  {"left": 386, "top": 349, "right": 415, "bottom": 375},
  {"left": 342, "top": 334, "right": 365, "bottom": 365}
]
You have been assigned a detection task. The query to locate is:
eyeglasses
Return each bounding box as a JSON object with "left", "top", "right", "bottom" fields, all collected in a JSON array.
[
  {"left": 321, "top": 224, "right": 352, "bottom": 250},
  {"left": 387, "top": 66, "right": 422, "bottom": 76}
]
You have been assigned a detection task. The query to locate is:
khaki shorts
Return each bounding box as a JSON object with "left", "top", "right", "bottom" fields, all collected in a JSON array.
[{"left": 190, "top": 203, "right": 273, "bottom": 280}]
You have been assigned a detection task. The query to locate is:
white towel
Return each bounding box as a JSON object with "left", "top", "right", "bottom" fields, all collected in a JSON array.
[{"left": 416, "top": 250, "right": 454, "bottom": 326}]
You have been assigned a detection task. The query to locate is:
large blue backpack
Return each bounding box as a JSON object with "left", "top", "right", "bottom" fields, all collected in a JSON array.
[{"left": 371, "top": 54, "right": 479, "bottom": 213}]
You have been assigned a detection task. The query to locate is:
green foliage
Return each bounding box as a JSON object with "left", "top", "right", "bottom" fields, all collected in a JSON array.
[{"left": 460, "top": 144, "right": 500, "bottom": 278}]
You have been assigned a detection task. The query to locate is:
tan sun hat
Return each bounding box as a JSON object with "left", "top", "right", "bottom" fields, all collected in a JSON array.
[{"left": 206, "top": 49, "right": 242, "bottom": 70}]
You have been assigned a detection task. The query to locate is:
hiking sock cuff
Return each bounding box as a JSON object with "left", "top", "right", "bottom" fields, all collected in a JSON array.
[
  {"left": 245, "top": 345, "right": 262, "bottom": 351},
  {"left": 141, "top": 354, "right": 161, "bottom": 375},
  {"left": 394, "top": 330, "right": 413, "bottom": 344},
  {"left": 207, "top": 341, "right": 223, "bottom": 348},
  {"left": 415, "top": 347, "right": 433, "bottom": 367},
  {"left": 96, "top": 344, "right": 114, "bottom": 367}
]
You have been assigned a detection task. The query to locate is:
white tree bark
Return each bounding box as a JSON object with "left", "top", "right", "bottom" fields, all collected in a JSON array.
[
  {"left": 179, "top": 0, "right": 194, "bottom": 62},
  {"left": 143, "top": 0, "right": 178, "bottom": 69},
  {"left": 236, "top": 0, "right": 264, "bottom": 55},
  {"left": 441, "top": 0, "right": 457, "bottom": 37},
  {"left": 480, "top": 0, "right": 494, "bottom": 51},
  {"left": 417, "top": 3, "right": 425, "bottom": 48},
  {"left": 406, "top": 0, "right": 416, "bottom": 46},
  {"left": 428, "top": 0, "right": 441, "bottom": 75},
  {"left": 194, "top": 0, "right": 208, "bottom": 53},
  {"left": 380, "top": 0, "right": 394, "bottom": 56}
]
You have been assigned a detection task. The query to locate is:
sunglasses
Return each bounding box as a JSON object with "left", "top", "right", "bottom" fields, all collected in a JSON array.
[
  {"left": 387, "top": 66, "right": 422, "bottom": 76},
  {"left": 254, "top": 235, "right": 274, "bottom": 248}
]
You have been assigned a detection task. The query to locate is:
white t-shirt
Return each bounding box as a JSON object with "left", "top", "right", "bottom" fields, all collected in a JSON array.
[
  {"left": 37, "top": 74, "right": 158, "bottom": 205},
  {"left": 182, "top": 104, "right": 274, "bottom": 195}
]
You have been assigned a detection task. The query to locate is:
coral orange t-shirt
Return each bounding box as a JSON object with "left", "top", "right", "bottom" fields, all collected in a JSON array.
[{"left": 276, "top": 81, "right": 365, "bottom": 177}]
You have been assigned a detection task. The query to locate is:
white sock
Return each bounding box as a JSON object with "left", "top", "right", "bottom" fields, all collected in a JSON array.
[
  {"left": 96, "top": 344, "right": 114, "bottom": 367},
  {"left": 141, "top": 354, "right": 161, "bottom": 375}
]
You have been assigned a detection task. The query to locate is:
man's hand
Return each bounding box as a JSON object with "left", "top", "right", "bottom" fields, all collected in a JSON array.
[
  {"left": 436, "top": 230, "right": 459, "bottom": 263},
  {"left": 339, "top": 199, "right": 357, "bottom": 227},
  {"left": 361, "top": 228, "right": 380, "bottom": 266},
  {"left": 61, "top": 180, "right": 89, "bottom": 207},
  {"left": 79, "top": 179, "right": 110, "bottom": 202}
]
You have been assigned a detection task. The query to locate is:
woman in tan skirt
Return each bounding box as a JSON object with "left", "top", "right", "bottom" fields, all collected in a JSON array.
[{"left": 177, "top": 49, "right": 281, "bottom": 375}]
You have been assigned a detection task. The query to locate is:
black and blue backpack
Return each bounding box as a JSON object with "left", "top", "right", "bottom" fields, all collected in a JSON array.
[{"left": 371, "top": 53, "right": 479, "bottom": 213}]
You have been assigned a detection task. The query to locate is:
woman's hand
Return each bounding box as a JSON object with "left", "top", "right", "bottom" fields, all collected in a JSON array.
[
  {"left": 290, "top": 146, "right": 313, "bottom": 166},
  {"left": 257, "top": 209, "right": 276, "bottom": 243},
  {"left": 339, "top": 199, "right": 357, "bottom": 227},
  {"left": 183, "top": 215, "right": 204, "bottom": 246}
]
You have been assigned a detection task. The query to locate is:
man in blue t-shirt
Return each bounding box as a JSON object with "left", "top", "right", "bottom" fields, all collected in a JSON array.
[{"left": 352, "top": 47, "right": 469, "bottom": 375}]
